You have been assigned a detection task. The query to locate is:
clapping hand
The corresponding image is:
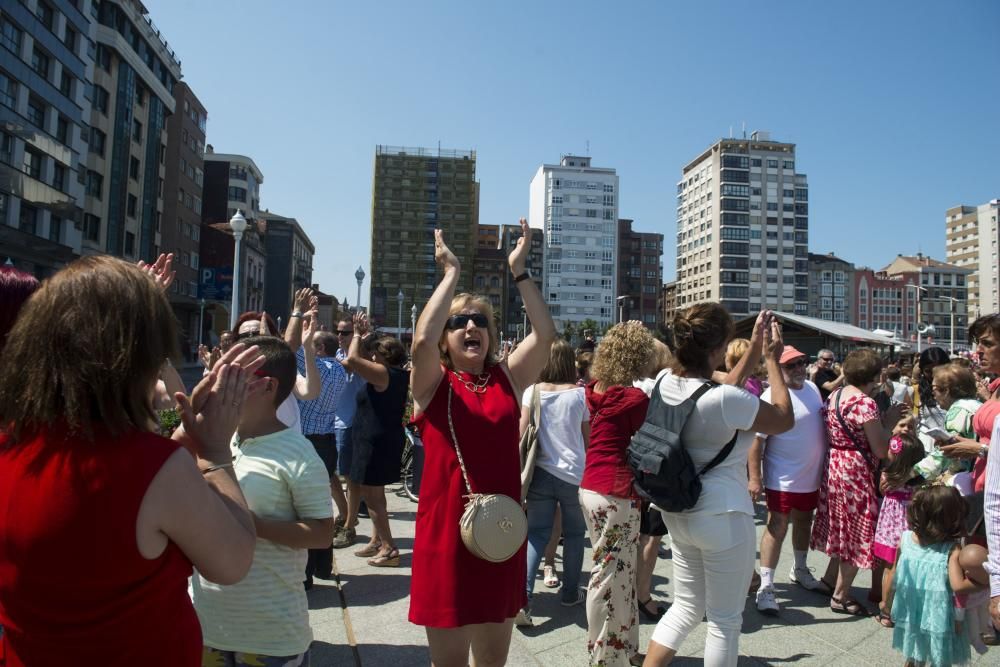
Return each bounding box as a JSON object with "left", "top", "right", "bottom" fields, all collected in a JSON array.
[
  {"left": 353, "top": 310, "right": 371, "bottom": 338},
  {"left": 508, "top": 217, "right": 530, "bottom": 275},
  {"left": 434, "top": 229, "right": 460, "bottom": 272},
  {"left": 294, "top": 287, "right": 315, "bottom": 314},
  {"left": 137, "top": 253, "right": 175, "bottom": 291},
  {"left": 763, "top": 315, "right": 783, "bottom": 363}
]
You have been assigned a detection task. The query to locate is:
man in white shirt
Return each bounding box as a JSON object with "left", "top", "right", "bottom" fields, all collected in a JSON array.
[{"left": 748, "top": 345, "right": 828, "bottom": 615}]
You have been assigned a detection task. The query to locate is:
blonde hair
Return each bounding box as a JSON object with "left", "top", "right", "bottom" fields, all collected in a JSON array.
[
  {"left": 438, "top": 293, "right": 498, "bottom": 369},
  {"left": 644, "top": 339, "right": 673, "bottom": 377},
  {"left": 591, "top": 321, "right": 655, "bottom": 387},
  {"left": 725, "top": 338, "right": 750, "bottom": 372}
]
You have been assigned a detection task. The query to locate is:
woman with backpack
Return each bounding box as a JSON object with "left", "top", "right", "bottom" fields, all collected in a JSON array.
[{"left": 641, "top": 305, "right": 794, "bottom": 667}]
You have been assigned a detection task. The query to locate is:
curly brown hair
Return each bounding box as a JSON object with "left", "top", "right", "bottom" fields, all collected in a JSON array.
[
  {"left": 591, "top": 322, "right": 655, "bottom": 387},
  {"left": 907, "top": 485, "right": 967, "bottom": 545}
]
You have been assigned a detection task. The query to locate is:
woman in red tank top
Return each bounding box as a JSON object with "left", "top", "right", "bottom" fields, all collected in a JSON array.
[
  {"left": 0, "top": 255, "right": 262, "bottom": 667},
  {"left": 409, "top": 219, "right": 556, "bottom": 666}
]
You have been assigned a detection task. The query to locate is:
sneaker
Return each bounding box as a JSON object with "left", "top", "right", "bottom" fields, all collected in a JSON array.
[
  {"left": 332, "top": 527, "right": 357, "bottom": 549},
  {"left": 543, "top": 564, "right": 559, "bottom": 588},
  {"left": 755, "top": 586, "right": 780, "bottom": 616},
  {"left": 514, "top": 607, "right": 533, "bottom": 627},
  {"left": 789, "top": 566, "right": 824, "bottom": 592},
  {"left": 560, "top": 589, "right": 586, "bottom": 607}
]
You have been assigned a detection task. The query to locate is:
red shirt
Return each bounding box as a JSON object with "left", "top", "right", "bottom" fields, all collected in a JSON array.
[
  {"left": 972, "top": 398, "right": 1000, "bottom": 494},
  {"left": 0, "top": 427, "right": 201, "bottom": 666},
  {"left": 580, "top": 382, "right": 650, "bottom": 499}
]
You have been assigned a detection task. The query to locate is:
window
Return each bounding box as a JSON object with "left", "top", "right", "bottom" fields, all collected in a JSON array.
[
  {"left": 228, "top": 186, "right": 247, "bottom": 202},
  {"left": 55, "top": 115, "right": 69, "bottom": 143},
  {"left": 26, "top": 96, "right": 45, "bottom": 128},
  {"left": 127, "top": 193, "right": 137, "bottom": 217},
  {"left": 31, "top": 46, "right": 51, "bottom": 79},
  {"left": 83, "top": 213, "right": 100, "bottom": 241},
  {"left": 0, "top": 131, "right": 11, "bottom": 163},
  {"left": 85, "top": 170, "right": 103, "bottom": 199},
  {"left": 59, "top": 70, "right": 73, "bottom": 98},
  {"left": 63, "top": 25, "right": 77, "bottom": 52},
  {"left": 132, "top": 119, "right": 142, "bottom": 143},
  {"left": 94, "top": 85, "right": 109, "bottom": 114},
  {"left": 96, "top": 44, "right": 111, "bottom": 71},
  {"left": 0, "top": 72, "right": 16, "bottom": 109},
  {"left": 23, "top": 148, "right": 43, "bottom": 179},
  {"left": 19, "top": 204, "right": 37, "bottom": 235},
  {"left": 135, "top": 84, "right": 145, "bottom": 107},
  {"left": 767, "top": 159, "right": 778, "bottom": 168},
  {"left": 751, "top": 158, "right": 762, "bottom": 167},
  {"left": 49, "top": 215, "right": 61, "bottom": 242},
  {"left": 89, "top": 128, "right": 106, "bottom": 155},
  {"left": 784, "top": 160, "right": 795, "bottom": 169},
  {"left": 35, "top": 2, "right": 54, "bottom": 31},
  {"left": 129, "top": 156, "right": 139, "bottom": 180},
  {"left": 0, "top": 16, "right": 22, "bottom": 54},
  {"left": 125, "top": 231, "right": 135, "bottom": 256},
  {"left": 52, "top": 163, "right": 66, "bottom": 191}
]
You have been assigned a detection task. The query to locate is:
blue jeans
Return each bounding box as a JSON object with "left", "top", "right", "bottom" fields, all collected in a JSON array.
[
  {"left": 525, "top": 467, "right": 586, "bottom": 605},
  {"left": 333, "top": 426, "right": 353, "bottom": 477}
]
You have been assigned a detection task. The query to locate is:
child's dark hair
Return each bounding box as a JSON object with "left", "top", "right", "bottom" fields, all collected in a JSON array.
[
  {"left": 241, "top": 335, "right": 296, "bottom": 407},
  {"left": 907, "top": 485, "right": 967, "bottom": 545},
  {"left": 882, "top": 434, "right": 925, "bottom": 489}
]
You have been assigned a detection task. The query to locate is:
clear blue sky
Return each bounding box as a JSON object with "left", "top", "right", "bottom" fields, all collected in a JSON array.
[{"left": 148, "top": 0, "right": 999, "bottom": 306}]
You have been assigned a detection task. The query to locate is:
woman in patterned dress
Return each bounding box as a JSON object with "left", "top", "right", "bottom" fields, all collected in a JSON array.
[{"left": 810, "top": 348, "right": 910, "bottom": 616}]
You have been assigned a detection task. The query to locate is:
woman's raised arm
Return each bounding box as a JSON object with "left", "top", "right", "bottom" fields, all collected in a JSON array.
[{"left": 410, "top": 229, "right": 459, "bottom": 413}]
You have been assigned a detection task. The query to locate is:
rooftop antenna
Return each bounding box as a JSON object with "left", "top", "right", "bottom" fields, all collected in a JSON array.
[
  {"left": 585, "top": 139, "right": 590, "bottom": 155},
  {"left": 742, "top": 121, "right": 747, "bottom": 139}
]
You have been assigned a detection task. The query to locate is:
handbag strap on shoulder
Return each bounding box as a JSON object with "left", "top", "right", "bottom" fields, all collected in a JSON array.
[{"left": 530, "top": 384, "right": 540, "bottom": 429}]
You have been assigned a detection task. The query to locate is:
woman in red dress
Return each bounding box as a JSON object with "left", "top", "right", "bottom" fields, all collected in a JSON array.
[
  {"left": 810, "top": 348, "right": 909, "bottom": 616},
  {"left": 409, "top": 219, "right": 556, "bottom": 666}
]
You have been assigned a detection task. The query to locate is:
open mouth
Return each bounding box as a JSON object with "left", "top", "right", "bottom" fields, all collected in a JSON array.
[{"left": 463, "top": 339, "right": 482, "bottom": 352}]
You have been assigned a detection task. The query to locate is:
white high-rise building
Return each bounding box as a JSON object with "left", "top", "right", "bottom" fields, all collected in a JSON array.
[
  {"left": 945, "top": 199, "right": 1000, "bottom": 318},
  {"left": 529, "top": 156, "right": 619, "bottom": 332}
]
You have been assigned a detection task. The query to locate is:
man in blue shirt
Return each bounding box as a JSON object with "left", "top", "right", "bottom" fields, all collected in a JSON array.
[{"left": 331, "top": 317, "right": 368, "bottom": 549}]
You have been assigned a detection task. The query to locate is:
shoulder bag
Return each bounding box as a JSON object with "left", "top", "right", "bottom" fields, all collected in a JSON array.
[
  {"left": 518, "top": 385, "right": 541, "bottom": 502},
  {"left": 833, "top": 388, "right": 881, "bottom": 488},
  {"left": 447, "top": 384, "right": 527, "bottom": 563}
]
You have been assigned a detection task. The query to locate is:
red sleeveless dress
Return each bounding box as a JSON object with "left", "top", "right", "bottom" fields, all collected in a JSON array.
[
  {"left": 0, "top": 427, "right": 200, "bottom": 666},
  {"left": 409, "top": 365, "right": 527, "bottom": 627}
]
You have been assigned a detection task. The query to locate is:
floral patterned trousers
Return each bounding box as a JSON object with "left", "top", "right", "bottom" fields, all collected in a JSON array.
[{"left": 579, "top": 489, "right": 640, "bottom": 667}]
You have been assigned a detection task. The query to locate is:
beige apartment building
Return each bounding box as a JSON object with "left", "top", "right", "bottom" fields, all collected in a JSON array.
[{"left": 946, "top": 200, "right": 999, "bottom": 318}]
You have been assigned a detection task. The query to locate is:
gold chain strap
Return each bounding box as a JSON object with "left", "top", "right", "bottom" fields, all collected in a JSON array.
[
  {"left": 446, "top": 383, "right": 476, "bottom": 497},
  {"left": 450, "top": 370, "right": 489, "bottom": 394}
]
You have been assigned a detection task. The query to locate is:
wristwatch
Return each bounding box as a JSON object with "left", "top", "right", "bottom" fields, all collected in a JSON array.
[
  {"left": 291, "top": 310, "right": 304, "bottom": 318},
  {"left": 513, "top": 271, "right": 531, "bottom": 283},
  {"left": 978, "top": 444, "right": 989, "bottom": 459}
]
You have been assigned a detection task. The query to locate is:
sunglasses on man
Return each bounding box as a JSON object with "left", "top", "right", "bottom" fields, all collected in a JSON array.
[
  {"left": 445, "top": 313, "right": 489, "bottom": 330},
  {"left": 783, "top": 359, "right": 808, "bottom": 369}
]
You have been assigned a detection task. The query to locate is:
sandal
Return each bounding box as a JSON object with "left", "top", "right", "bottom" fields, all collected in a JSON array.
[
  {"left": 830, "top": 596, "right": 869, "bottom": 617},
  {"left": 368, "top": 547, "right": 400, "bottom": 568},
  {"left": 354, "top": 541, "right": 382, "bottom": 558},
  {"left": 875, "top": 608, "right": 894, "bottom": 628},
  {"left": 543, "top": 564, "right": 559, "bottom": 588},
  {"left": 638, "top": 597, "right": 666, "bottom": 621}
]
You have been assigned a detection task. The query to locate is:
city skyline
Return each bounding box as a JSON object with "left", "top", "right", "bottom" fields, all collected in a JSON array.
[{"left": 143, "top": 1, "right": 998, "bottom": 304}]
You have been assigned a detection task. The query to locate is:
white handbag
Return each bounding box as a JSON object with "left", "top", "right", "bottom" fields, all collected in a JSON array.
[{"left": 447, "top": 383, "right": 527, "bottom": 563}]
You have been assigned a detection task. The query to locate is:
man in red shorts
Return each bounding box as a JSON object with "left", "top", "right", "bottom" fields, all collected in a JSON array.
[{"left": 748, "top": 345, "right": 828, "bottom": 615}]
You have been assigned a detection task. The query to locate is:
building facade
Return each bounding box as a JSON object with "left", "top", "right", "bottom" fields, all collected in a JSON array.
[
  {"left": 259, "top": 210, "right": 314, "bottom": 322},
  {"left": 161, "top": 80, "right": 206, "bottom": 348},
  {"left": 617, "top": 218, "right": 663, "bottom": 328},
  {"left": 945, "top": 200, "right": 999, "bottom": 318},
  {"left": 1, "top": 0, "right": 90, "bottom": 275},
  {"left": 883, "top": 253, "right": 972, "bottom": 351},
  {"left": 675, "top": 132, "right": 808, "bottom": 318},
  {"left": 807, "top": 252, "right": 854, "bottom": 323},
  {"left": 369, "top": 145, "right": 479, "bottom": 323},
  {"left": 852, "top": 268, "right": 917, "bottom": 339},
  {"left": 83, "top": 0, "right": 180, "bottom": 264},
  {"left": 528, "top": 155, "right": 619, "bottom": 331},
  {"left": 202, "top": 149, "right": 265, "bottom": 315},
  {"left": 660, "top": 280, "right": 678, "bottom": 327},
  {"left": 499, "top": 222, "right": 543, "bottom": 340}
]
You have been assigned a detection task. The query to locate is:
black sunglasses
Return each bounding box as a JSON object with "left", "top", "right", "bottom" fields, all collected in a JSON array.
[
  {"left": 783, "top": 359, "right": 808, "bottom": 369},
  {"left": 446, "top": 313, "right": 489, "bottom": 330},
  {"left": 336, "top": 330, "right": 354, "bottom": 336}
]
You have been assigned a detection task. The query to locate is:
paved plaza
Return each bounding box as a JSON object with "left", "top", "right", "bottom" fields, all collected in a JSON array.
[{"left": 304, "top": 483, "right": 995, "bottom": 667}]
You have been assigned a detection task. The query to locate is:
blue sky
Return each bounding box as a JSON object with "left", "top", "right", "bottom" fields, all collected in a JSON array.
[{"left": 148, "top": 0, "right": 999, "bottom": 307}]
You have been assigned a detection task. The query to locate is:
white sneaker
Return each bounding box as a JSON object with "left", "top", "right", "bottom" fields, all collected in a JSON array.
[
  {"left": 789, "top": 566, "right": 824, "bottom": 592},
  {"left": 514, "top": 607, "right": 533, "bottom": 627},
  {"left": 755, "top": 586, "right": 780, "bottom": 616}
]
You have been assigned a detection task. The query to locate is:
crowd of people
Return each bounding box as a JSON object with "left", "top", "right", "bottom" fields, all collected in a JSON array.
[{"left": 2, "top": 235, "right": 1000, "bottom": 666}]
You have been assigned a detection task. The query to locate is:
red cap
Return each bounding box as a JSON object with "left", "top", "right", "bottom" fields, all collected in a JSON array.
[{"left": 779, "top": 345, "right": 807, "bottom": 365}]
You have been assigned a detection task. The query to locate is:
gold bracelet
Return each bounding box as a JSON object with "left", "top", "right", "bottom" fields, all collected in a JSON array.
[{"left": 200, "top": 462, "right": 234, "bottom": 475}]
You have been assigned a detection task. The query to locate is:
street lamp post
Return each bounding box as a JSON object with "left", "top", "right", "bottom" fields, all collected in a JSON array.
[
  {"left": 616, "top": 295, "right": 628, "bottom": 324},
  {"left": 198, "top": 298, "right": 206, "bottom": 347},
  {"left": 943, "top": 296, "right": 959, "bottom": 354},
  {"left": 411, "top": 304, "right": 417, "bottom": 341},
  {"left": 228, "top": 210, "right": 248, "bottom": 329},
  {"left": 354, "top": 266, "right": 365, "bottom": 313},
  {"left": 397, "top": 289, "right": 404, "bottom": 336}
]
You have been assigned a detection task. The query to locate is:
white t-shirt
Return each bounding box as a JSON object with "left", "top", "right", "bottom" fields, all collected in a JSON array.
[
  {"left": 891, "top": 380, "right": 913, "bottom": 404},
  {"left": 522, "top": 384, "right": 590, "bottom": 486},
  {"left": 642, "top": 369, "right": 760, "bottom": 516},
  {"left": 756, "top": 381, "right": 826, "bottom": 493},
  {"left": 193, "top": 428, "right": 333, "bottom": 655}
]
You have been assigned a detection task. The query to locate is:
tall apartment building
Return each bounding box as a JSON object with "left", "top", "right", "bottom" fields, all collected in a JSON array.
[
  {"left": 471, "top": 224, "right": 505, "bottom": 319},
  {"left": 946, "top": 200, "right": 1000, "bottom": 318},
  {"left": 853, "top": 268, "right": 917, "bottom": 338},
  {"left": 83, "top": 0, "right": 181, "bottom": 264},
  {"left": 499, "top": 222, "right": 543, "bottom": 340},
  {"left": 883, "top": 253, "right": 972, "bottom": 351},
  {"left": 675, "top": 132, "right": 808, "bottom": 318},
  {"left": 807, "top": 252, "right": 854, "bottom": 323},
  {"left": 259, "top": 210, "right": 315, "bottom": 321},
  {"left": 369, "top": 145, "right": 479, "bottom": 323},
  {"left": 161, "top": 81, "right": 206, "bottom": 346},
  {"left": 202, "top": 148, "right": 266, "bottom": 314},
  {"left": 617, "top": 219, "right": 663, "bottom": 328},
  {"left": 528, "top": 155, "right": 618, "bottom": 331},
  {"left": 1, "top": 0, "right": 90, "bottom": 275},
  {"left": 660, "top": 281, "right": 678, "bottom": 326}
]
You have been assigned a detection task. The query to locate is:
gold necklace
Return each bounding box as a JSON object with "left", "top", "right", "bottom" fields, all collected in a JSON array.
[{"left": 451, "top": 369, "right": 489, "bottom": 394}]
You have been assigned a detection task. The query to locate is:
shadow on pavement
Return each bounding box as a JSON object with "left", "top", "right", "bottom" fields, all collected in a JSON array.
[
  {"left": 357, "top": 643, "right": 431, "bottom": 666},
  {"left": 337, "top": 572, "right": 413, "bottom": 607},
  {"left": 309, "top": 640, "right": 359, "bottom": 666}
]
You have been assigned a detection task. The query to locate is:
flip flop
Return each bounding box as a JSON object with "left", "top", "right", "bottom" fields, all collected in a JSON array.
[{"left": 831, "top": 596, "right": 869, "bottom": 617}]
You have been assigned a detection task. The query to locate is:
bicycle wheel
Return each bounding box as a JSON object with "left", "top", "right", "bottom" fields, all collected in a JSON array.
[{"left": 402, "top": 429, "right": 421, "bottom": 502}]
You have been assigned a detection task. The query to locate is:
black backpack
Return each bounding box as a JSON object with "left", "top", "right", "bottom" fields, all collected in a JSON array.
[{"left": 627, "top": 377, "right": 738, "bottom": 512}]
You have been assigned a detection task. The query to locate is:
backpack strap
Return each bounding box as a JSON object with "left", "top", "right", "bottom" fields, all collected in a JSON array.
[{"left": 693, "top": 381, "right": 739, "bottom": 477}]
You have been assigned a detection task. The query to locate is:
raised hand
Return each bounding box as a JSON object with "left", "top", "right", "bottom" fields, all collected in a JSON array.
[
  {"left": 764, "top": 318, "right": 784, "bottom": 362},
  {"left": 302, "top": 310, "right": 318, "bottom": 354},
  {"left": 137, "top": 253, "right": 175, "bottom": 291},
  {"left": 294, "top": 287, "right": 315, "bottom": 313},
  {"left": 434, "top": 229, "right": 460, "bottom": 272},
  {"left": 354, "top": 310, "right": 371, "bottom": 337},
  {"left": 198, "top": 344, "right": 212, "bottom": 369},
  {"left": 508, "top": 217, "right": 531, "bottom": 275}
]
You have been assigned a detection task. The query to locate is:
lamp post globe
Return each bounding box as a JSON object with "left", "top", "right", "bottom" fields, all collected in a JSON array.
[
  {"left": 229, "top": 210, "right": 248, "bottom": 329},
  {"left": 354, "top": 266, "right": 365, "bottom": 313}
]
